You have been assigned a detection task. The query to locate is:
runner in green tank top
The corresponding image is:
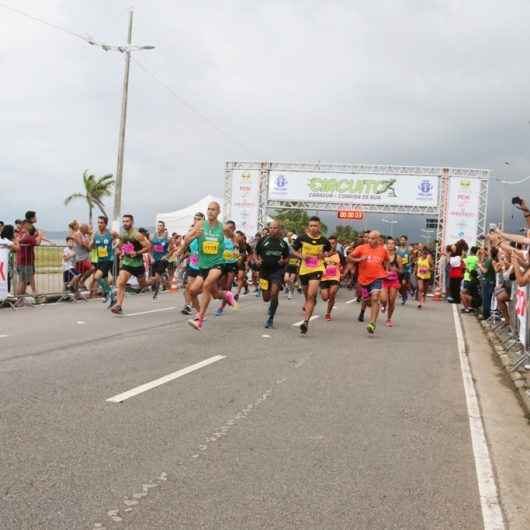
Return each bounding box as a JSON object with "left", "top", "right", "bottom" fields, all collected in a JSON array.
[
  {"left": 110, "top": 214, "right": 153, "bottom": 315},
  {"left": 178, "top": 201, "right": 235, "bottom": 330}
]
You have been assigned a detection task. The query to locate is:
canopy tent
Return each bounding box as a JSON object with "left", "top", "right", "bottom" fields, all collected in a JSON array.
[{"left": 156, "top": 195, "right": 223, "bottom": 236}]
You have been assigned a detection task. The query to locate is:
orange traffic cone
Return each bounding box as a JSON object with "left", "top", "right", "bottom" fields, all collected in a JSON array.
[{"left": 170, "top": 271, "right": 178, "bottom": 293}]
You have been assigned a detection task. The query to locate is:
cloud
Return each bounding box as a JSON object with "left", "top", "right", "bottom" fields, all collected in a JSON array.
[{"left": 1, "top": 0, "right": 529, "bottom": 236}]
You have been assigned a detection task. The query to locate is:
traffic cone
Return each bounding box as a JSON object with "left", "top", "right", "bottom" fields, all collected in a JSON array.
[{"left": 170, "top": 271, "right": 178, "bottom": 293}]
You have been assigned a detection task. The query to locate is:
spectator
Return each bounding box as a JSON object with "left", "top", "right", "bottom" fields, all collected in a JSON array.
[
  {"left": 0, "top": 224, "right": 20, "bottom": 294},
  {"left": 0, "top": 221, "right": 4, "bottom": 233},
  {"left": 461, "top": 246, "right": 479, "bottom": 312},
  {"left": 63, "top": 236, "right": 79, "bottom": 290},
  {"left": 16, "top": 225, "right": 38, "bottom": 296},
  {"left": 493, "top": 251, "right": 514, "bottom": 331},
  {"left": 478, "top": 246, "right": 497, "bottom": 319}
]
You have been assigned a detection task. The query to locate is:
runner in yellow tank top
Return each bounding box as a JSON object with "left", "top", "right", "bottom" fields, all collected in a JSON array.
[{"left": 415, "top": 247, "right": 433, "bottom": 309}]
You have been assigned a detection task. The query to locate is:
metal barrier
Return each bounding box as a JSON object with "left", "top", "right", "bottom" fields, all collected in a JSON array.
[{"left": 485, "top": 281, "right": 529, "bottom": 371}]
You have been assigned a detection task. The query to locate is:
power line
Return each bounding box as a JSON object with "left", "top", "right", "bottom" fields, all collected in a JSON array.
[
  {"left": 132, "top": 56, "right": 255, "bottom": 156},
  {"left": 0, "top": 2, "right": 89, "bottom": 43}
]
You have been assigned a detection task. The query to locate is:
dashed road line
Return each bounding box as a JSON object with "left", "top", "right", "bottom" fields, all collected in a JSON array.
[
  {"left": 106, "top": 355, "right": 226, "bottom": 403},
  {"left": 123, "top": 307, "right": 176, "bottom": 317}
]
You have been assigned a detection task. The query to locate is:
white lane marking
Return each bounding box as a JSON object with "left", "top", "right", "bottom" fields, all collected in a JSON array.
[
  {"left": 123, "top": 307, "right": 176, "bottom": 317},
  {"left": 261, "top": 334, "right": 271, "bottom": 338},
  {"left": 451, "top": 304, "right": 506, "bottom": 530},
  {"left": 76, "top": 321, "right": 86, "bottom": 325},
  {"left": 106, "top": 355, "right": 226, "bottom": 403},
  {"left": 345, "top": 298, "right": 357, "bottom": 304},
  {"left": 292, "top": 315, "right": 320, "bottom": 327},
  {"left": 0, "top": 334, "right": 8, "bottom": 338}
]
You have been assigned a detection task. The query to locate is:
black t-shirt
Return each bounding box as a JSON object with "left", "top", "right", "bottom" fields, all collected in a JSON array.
[
  {"left": 256, "top": 236, "right": 289, "bottom": 271},
  {"left": 238, "top": 242, "right": 252, "bottom": 261},
  {"left": 291, "top": 233, "right": 331, "bottom": 275}
]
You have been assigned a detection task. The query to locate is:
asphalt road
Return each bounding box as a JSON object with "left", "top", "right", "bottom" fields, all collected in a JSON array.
[{"left": 0, "top": 288, "right": 497, "bottom": 529}]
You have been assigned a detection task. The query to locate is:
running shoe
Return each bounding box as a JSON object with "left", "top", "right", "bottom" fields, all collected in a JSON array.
[
  {"left": 181, "top": 305, "right": 192, "bottom": 315},
  {"left": 187, "top": 317, "right": 203, "bottom": 331},
  {"left": 385, "top": 320, "right": 394, "bottom": 327},
  {"left": 110, "top": 304, "right": 122, "bottom": 315},
  {"left": 357, "top": 312, "right": 365, "bottom": 322},
  {"left": 234, "top": 293, "right": 240, "bottom": 302},
  {"left": 300, "top": 320, "right": 308, "bottom": 335},
  {"left": 325, "top": 313, "right": 332, "bottom": 321},
  {"left": 265, "top": 316, "right": 274, "bottom": 329},
  {"left": 287, "top": 292, "right": 293, "bottom": 300},
  {"left": 367, "top": 322, "right": 376, "bottom": 335},
  {"left": 417, "top": 304, "right": 422, "bottom": 309},
  {"left": 224, "top": 291, "right": 236, "bottom": 307},
  {"left": 214, "top": 307, "right": 224, "bottom": 317},
  {"left": 244, "top": 287, "right": 249, "bottom": 295}
]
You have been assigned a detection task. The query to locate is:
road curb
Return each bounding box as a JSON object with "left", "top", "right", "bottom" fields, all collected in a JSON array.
[{"left": 479, "top": 320, "right": 530, "bottom": 418}]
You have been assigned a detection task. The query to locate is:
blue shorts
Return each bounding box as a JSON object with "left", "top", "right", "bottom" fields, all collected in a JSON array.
[{"left": 360, "top": 279, "right": 383, "bottom": 300}]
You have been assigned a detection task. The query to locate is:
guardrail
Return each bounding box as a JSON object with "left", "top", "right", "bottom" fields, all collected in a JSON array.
[{"left": 485, "top": 281, "right": 529, "bottom": 371}]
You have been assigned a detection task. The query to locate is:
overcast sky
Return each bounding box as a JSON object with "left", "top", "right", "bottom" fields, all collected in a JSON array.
[{"left": 2, "top": 0, "right": 530, "bottom": 235}]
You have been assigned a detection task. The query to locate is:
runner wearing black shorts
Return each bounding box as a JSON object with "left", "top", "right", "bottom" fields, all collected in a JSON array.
[{"left": 255, "top": 220, "right": 289, "bottom": 329}]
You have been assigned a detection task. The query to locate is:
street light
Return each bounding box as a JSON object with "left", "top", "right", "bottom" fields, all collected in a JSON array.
[
  {"left": 381, "top": 218, "right": 398, "bottom": 238},
  {"left": 88, "top": 9, "right": 155, "bottom": 229}
]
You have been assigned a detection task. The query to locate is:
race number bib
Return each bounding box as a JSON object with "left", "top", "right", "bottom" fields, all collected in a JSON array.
[
  {"left": 223, "top": 250, "right": 234, "bottom": 261},
  {"left": 122, "top": 242, "right": 134, "bottom": 255},
  {"left": 259, "top": 278, "right": 269, "bottom": 291},
  {"left": 304, "top": 256, "right": 319, "bottom": 268},
  {"left": 401, "top": 255, "right": 409, "bottom": 265},
  {"left": 419, "top": 267, "right": 428, "bottom": 275},
  {"left": 202, "top": 240, "right": 219, "bottom": 255},
  {"left": 97, "top": 246, "right": 108, "bottom": 258},
  {"left": 325, "top": 265, "right": 337, "bottom": 276},
  {"left": 288, "top": 258, "right": 299, "bottom": 266},
  {"left": 153, "top": 244, "right": 164, "bottom": 253}
]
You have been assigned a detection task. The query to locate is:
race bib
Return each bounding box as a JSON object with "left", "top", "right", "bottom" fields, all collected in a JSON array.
[
  {"left": 122, "top": 242, "right": 134, "bottom": 255},
  {"left": 419, "top": 267, "right": 428, "bottom": 275},
  {"left": 259, "top": 278, "right": 269, "bottom": 291},
  {"left": 325, "top": 265, "right": 337, "bottom": 276},
  {"left": 401, "top": 256, "right": 409, "bottom": 265},
  {"left": 189, "top": 255, "right": 199, "bottom": 266},
  {"left": 203, "top": 240, "right": 219, "bottom": 255},
  {"left": 304, "top": 256, "right": 319, "bottom": 268},
  {"left": 153, "top": 244, "right": 164, "bottom": 253},
  {"left": 288, "top": 258, "right": 299, "bottom": 266},
  {"left": 97, "top": 246, "right": 108, "bottom": 258},
  {"left": 223, "top": 250, "right": 234, "bottom": 261}
]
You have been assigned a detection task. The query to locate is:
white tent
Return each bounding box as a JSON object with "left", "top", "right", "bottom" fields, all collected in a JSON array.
[{"left": 156, "top": 195, "right": 224, "bottom": 236}]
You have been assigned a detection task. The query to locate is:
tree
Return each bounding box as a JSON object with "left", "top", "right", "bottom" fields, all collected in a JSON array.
[
  {"left": 273, "top": 209, "right": 327, "bottom": 235},
  {"left": 334, "top": 225, "right": 359, "bottom": 242},
  {"left": 64, "top": 170, "right": 115, "bottom": 225}
]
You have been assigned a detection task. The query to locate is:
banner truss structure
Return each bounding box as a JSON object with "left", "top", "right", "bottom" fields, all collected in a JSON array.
[{"left": 224, "top": 161, "right": 489, "bottom": 285}]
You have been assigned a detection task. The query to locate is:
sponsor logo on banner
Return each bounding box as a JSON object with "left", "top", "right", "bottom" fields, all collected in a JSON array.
[
  {"left": 417, "top": 179, "right": 434, "bottom": 202},
  {"left": 230, "top": 170, "right": 260, "bottom": 236},
  {"left": 273, "top": 174, "right": 289, "bottom": 193}
]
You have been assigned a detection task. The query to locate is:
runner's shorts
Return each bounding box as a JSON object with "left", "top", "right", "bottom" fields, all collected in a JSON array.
[
  {"left": 63, "top": 269, "right": 79, "bottom": 284},
  {"left": 285, "top": 265, "right": 299, "bottom": 275},
  {"left": 398, "top": 271, "right": 411, "bottom": 282},
  {"left": 186, "top": 266, "right": 200, "bottom": 278},
  {"left": 121, "top": 265, "right": 146, "bottom": 278},
  {"left": 96, "top": 260, "right": 113, "bottom": 277},
  {"left": 17, "top": 265, "right": 34, "bottom": 284},
  {"left": 152, "top": 260, "right": 167, "bottom": 275},
  {"left": 259, "top": 268, "right": 284, "bottom": 290},
  {"left": 221, "top": 263, "right": 238, "bottom": 276},
  {"left": 198, "top": 264, "right": 223, "bottom": 279},
  {"left": 320, "top": 279, "right": 339, "bottom": 290},
  {"left": 382, "top": 271, "right": 400, "bottom": 290},
  {"left": 299, "top": 271, "right": 323, "bottom": 286},
  {"left": 75, "top": 259, "right": 93, "bottom": 274},
  {"left": 360, "top": 279, "right": 383, "bottom": 300}
]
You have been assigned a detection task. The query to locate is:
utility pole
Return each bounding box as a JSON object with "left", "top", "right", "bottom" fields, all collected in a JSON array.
[{"left": 112, "top": 9, "right": 134, "bottom": 229}]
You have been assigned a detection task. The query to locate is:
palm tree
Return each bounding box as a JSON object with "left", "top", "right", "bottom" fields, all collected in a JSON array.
[{"left": 64, "top": 170, "right": 115, "bottom": 225}]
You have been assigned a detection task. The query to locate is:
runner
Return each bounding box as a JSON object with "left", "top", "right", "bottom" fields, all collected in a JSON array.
[
  {"left": 91, "top": 215, "right": 115, "bottom": 305},
  {"left": 283, "top": 232, "right": 300, "bottom": 300},
  {"left": 150, "top": 220, "right": 170, "bottom": 299},
  {"left": 181, "top": 213, "right": 204, "bottom": 315},
  {"left": 381, "top": 237, "right": 401, "bottom": 327},
  {"left": 180, "top": 201, "right": 235, "bottom": 331},
  {"left": 415, "top": 246, "right": 433, "bottom": 309},
  {"left": 350, "top": 230, "right": 389, "bottom": 335},
  {"left": 110, "top": 214, "right": 152, "bottom": 315},
  {"left": 234, "top": 231, "right": 251, "bottom": 300},
  {"left": 396, "top": 235, "right": 412, "bottom": 305},
  {"left": 255, "top": 220, "right": 289, "bottom": 328},
  {"left": 291, "top": 216, "right": 331, "bottom": 335},
  {"left": 215, "top": 221, "right": 239, "bottom": 316},
  {"left": 320, "top": 234, "right": 342, "bottom": 321}
]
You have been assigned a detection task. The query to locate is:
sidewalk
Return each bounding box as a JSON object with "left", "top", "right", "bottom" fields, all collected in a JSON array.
[{"left": 461, "top": 313, "right": 530, "bottom": 530}]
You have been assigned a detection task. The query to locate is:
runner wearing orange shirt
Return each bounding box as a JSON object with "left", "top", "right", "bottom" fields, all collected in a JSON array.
[{"left": 350, "top": 230, "right": 390, "bottom": 335}]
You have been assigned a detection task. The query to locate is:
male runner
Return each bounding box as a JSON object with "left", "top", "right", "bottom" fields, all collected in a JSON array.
[
  {"left": 255, "top": 220, "right": 289, "bottom": 328},
  {"left": 110, "top": 214, "right": 152, "bottom": 314},
  {"left": 396, "top": 235, "right": 412, "bottom": 304},
  {"left": 350, "top": 230, "right": 389, "bottom": 335},
  {"left": 320, "top": 234, "right": 342, "bottom": 321},
  {"left": 180, "top": 201, "right": 235, "bottom": 330},
  {"left": 91, "top": 215, "right": 115, "bottom": 305},
  {"left": 283, "top": 232, "right": 300, "bottom": 300},
  {"left": 151, "top": 220, "right": 170, "bottom": 299},
  {"left": 292, "top": 216, "right": 331, "bottom": 335},
  {"left": 215, "top": 220, "right": 239, "bottom": 316}
]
